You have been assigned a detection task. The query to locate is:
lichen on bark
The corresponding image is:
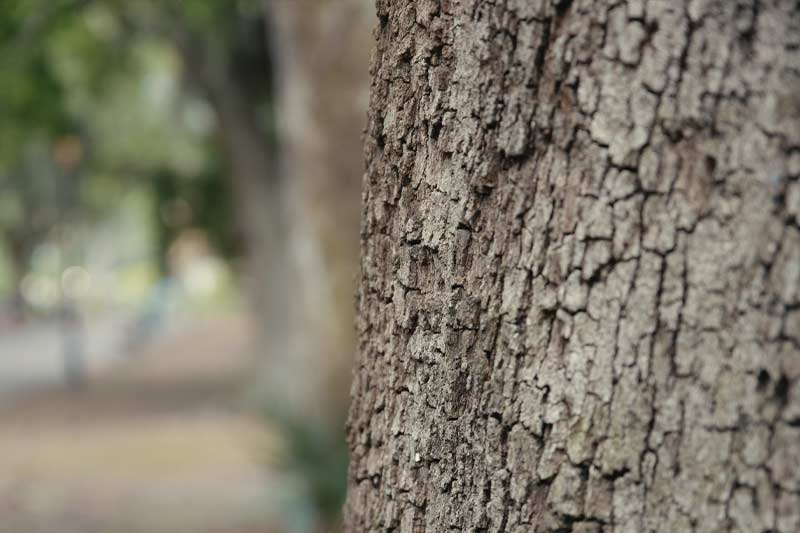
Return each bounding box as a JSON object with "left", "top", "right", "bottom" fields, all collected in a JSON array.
[{"left": 345, "top": 1, "right": 800, "bottom": 531}]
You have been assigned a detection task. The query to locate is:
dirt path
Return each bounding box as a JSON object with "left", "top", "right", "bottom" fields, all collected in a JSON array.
[{"left": 0, "top": 313, "right": 280, "bottom": 533}]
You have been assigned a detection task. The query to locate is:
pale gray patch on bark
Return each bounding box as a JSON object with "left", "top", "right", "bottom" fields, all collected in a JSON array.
[{"left": 345, "top": 0, "right": 800, "bottom": 531}]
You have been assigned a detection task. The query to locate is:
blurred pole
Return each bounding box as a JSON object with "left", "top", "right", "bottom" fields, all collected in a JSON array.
[
  {"left": 60, "top": 296, "right": 85, "bottom": 388},
  {"left": 7, "top": 235, "right": 30, "bottom": 323},
  {"left": 54, "top": 135, "right": 87, "bottom": 388}
]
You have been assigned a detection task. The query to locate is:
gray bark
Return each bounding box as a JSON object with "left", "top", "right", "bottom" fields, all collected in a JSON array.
[
  {"left": 267, "top": 0, "right": 373, "bottom": 422},
  {"left": 345, "top": 1, "right": 800, "bottom": 531}
]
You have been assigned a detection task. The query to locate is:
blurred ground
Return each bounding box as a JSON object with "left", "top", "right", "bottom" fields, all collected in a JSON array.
[
  {"left": 0, "top": 314, "right": 127, "bottom": 398},
  {"left": 0, "top": 313, "right": 280, "bottom": 533}
]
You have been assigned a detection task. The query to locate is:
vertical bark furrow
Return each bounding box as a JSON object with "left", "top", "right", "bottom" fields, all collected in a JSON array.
[{"left": 346, "top": 1, "right": 800, "bottom": 531}]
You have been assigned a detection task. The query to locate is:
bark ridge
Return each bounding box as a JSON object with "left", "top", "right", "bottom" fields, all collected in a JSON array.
[{"left": 346, "top": 1, "right": 800, "bottom": 531}]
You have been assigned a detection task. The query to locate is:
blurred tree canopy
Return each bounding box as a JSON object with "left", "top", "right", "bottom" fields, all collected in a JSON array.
[{"left": 0, "top": 0, "right": 274, "bottom": 306}]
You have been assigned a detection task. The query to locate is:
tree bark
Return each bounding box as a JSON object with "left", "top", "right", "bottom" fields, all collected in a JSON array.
[
  {"left": 268, "top": 0, "right": 373, "bottom": 423},
  {"left": 345, "top": 1, "right": 800, "bottom": 531}
]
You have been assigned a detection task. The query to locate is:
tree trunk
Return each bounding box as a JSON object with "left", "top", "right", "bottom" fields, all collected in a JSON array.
[
  {"left": 213, "top": 79, "right": 290, "bottom": 370},
  {"left": 268, "top": 0, "right": 373, "bottom": 423},
  {"left": 345, "top": 1, "right": 800, "bottom": 531},
  {"left": 171, "top": 13, "right": 292, "bottom": 381}
]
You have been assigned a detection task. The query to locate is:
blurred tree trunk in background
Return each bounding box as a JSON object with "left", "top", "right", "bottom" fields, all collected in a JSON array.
[
  {"left": 164, "top": 0, "right": 373, "bottom": 427},
  {"left": 266, "top": 0, "right": 373, "bottom": 424},
  {"left": 212, "top": 76, "right": 290, "bottom": 377},
  {"left": 170, "top": 9, "right": 292, "bottom": 376},
  {"left": 346, "top": 1, "right": 800, "bottom": 531}
]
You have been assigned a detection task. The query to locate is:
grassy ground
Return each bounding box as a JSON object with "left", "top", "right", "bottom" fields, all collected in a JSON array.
[{"left": 0, "top": 313, "right": 281, "bottom": 533}]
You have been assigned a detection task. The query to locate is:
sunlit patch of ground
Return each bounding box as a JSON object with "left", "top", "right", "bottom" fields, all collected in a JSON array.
[{"left": 0, "top": 313, "right": 281, "bottom": 533}]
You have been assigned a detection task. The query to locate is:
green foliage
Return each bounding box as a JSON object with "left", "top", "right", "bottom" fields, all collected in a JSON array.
[
  {"left": 152, "top": 164, "right": 238, "bottom": 274},
  {"left": 0, "top": 0, "right": 245, "bottom": 281},
  {"left": 262, "top": 405, "right": 349, "bottom": 531}
]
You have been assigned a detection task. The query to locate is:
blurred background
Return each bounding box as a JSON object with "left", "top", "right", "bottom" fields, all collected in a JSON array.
[{"left": 0, "top": 1, "right": 372, "bottom": 532}]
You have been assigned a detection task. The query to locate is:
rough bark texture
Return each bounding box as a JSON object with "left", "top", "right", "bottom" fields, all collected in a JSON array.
[{"left": 346, "top": 1, "right": 800, "bottom": 531}]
